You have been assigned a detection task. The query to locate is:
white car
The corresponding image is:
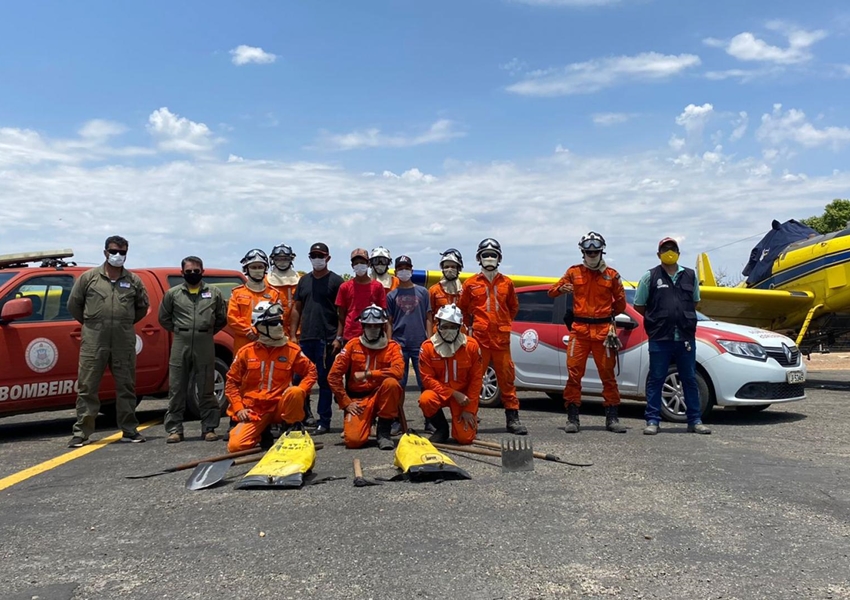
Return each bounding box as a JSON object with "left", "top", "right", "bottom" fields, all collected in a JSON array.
[{"left": 480, "top": 285, "right": 806, "bottom": 422}]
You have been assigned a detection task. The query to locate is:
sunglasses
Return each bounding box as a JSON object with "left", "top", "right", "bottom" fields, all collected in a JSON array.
[
  {"left": 183, "top": 269, "right": 202, "bottom": 275},
  {"left": 584, "top": 250, "right": 601, "bottom": 256},
  {"left": 308, "top": 253, "right": 328, "bottom": 259},
  {"left": 480, "top": 252, "right": 498, "bottom": 259},
  {"left": 106, "top": 249, "right": 127, "bottom": 256}
]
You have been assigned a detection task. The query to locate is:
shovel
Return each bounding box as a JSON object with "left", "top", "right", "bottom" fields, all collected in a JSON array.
[
  {"left": 126, "top": 448, "right": 263, "bottom": 479},
  {"left": 186, "top": 442, "right": 324, "bottom": 491},
  {"left": 472, "top": 439, "right": 593, "bottom": 467},
  {"left": 352, "top": 458, "right": 382, "bottom": 487}
]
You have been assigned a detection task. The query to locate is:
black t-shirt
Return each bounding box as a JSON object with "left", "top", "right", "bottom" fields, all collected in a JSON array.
[{"left": 295, "top": 271, "right": 344, "bottom": 341}]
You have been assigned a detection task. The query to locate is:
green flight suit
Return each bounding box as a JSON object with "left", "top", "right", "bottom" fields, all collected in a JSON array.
[
  {"left": 68, "top": 264, "right": 150, "bottom": 438},
  {"left": 158, "top": 281, "right": 227, "bottom": 435}
]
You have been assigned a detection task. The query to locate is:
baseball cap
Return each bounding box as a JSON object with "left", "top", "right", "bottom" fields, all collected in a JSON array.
[
  {"left": 658, "top": 237, "right": 679, "bottom": 251},
  {"left": 395, "top": 255, "right": 413, "bottom": 268},
  {"left": 309, "top": 242, "right": 329, "bottom": 256},
  {"left": 350, "top": 248, "right": 370, "bottom": 261}
]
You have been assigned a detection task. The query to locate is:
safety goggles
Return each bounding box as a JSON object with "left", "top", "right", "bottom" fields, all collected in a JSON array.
[
  {"left": 479, "top": 251, "right": 499, "bottom": 260},
  {"left": 107, "top": 248, "right": 128, "bottom": 256},
  {"left": 243, "top": 250, "right": 266, "bottom": 262},
  {"left": 359, "top": 306, "right": 387, "bottom": 322},
  {"left": 579, "top": 239, "right": 605, "bottom": 250}
]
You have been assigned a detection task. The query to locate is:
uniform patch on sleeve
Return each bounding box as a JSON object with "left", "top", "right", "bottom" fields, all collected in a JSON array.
[{"left": 278, "top": 356, "right": 288, "bottom": 362}]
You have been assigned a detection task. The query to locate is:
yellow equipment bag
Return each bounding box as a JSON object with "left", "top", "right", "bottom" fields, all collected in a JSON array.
[
  {"left": 237, "top": 429, "right": 315, "bottom": 489},
  {"left": 393, "top": 432, "right": 471, "bottom": 482}
]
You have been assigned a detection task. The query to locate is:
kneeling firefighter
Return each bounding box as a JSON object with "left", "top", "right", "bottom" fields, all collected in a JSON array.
[
  {"left": 418, "top": 304, "right": 484, "bottom": 444},
  {"left": 225, "top": 302, "right": 318, "bottom": 452},
  {"left": 328, "top": 304, "right": 405, "bottom": 450},
  {"left": 548, "top": 232, "right": 627, "bottom": 434}
]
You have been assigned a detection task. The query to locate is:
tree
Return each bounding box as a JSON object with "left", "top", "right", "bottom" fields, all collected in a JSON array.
[{"left": 801, "top": 199, "right": 850, "bottom": 234}]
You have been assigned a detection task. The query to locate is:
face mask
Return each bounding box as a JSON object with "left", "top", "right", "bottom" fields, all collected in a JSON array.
[
  {"left": 396, "top": 269, "right": 412, "bottom": 282},
  {"left": 183, "top": 272, "right": 203, "bottom": 286},
  {"left": 438, "top": 325, "right": 460, "bottom": 343},
  {"left": 373, "top": 264, "right": 388, "bottom": 275},
  {"left": 310, "top": 257, "right": 327, "bottom": 270},
  {"left": 262, "top": 324, "right": 285, "bottom": 339},
  {"left": 481, "top": 257, "right": 499, "bottom": 271},
  {"left": 352, "top": 264, "right": 369, "bottom": 277},
  {"left": 660, "top": 250, "right": 679, "bottom": 266},
  {"left": 442, "top": 267, "right": 458, "bottom": 281},
  {"left": 274, "top": 260, "right": 292, "bottom": 271},
  {"left": 363, "top": 325, "right": 383, "bottom": 342},
  {"left": 107, "top": 253, "right": 126, "bottom": 268},
  {"left": 247, "top": 267, "right": 266, "bottom": 282}
]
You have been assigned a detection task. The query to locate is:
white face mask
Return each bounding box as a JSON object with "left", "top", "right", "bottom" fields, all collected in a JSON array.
[
  {"left": 363, "top": 324, "right": 383, "bottom": 342},
  {"left": 396, "top": 269, "right": 412, "bottom": 282},
  {"left": 353, "top": 264, "right": 369, "bottom": 277},
  {"left": 310, "top": 257, "right": 327, "bottom": 270},
  {"left": 442, "top": 267, "right": 458, "bottom": 281},
  {"left": 373, "top": 264, "right": 388, "bottom": 275},
  {"left": 438, "top": 324, "right": 460, "bottom": 343},
  {"left": 107, "top": 253, "right": 126, "bottom": 268},
  {"left": 247, "top": 267, "right": 266, "bottom": 281},
  {"left": 274, "top": 260, "right": 292, "bottom": 271},
  {"left": 480, "top": 257, "right": 499, "bottom": 271}
]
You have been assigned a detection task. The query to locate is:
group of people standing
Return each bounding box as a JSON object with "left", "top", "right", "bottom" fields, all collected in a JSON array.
[{"left": 67, "top": 231, "right": 710, "bottom": 450}]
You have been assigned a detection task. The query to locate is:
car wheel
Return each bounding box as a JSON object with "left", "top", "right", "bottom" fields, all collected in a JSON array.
[
  {"left": 186, "top": 357, "right": 231, "bottom": 419},
  {"left": 736, "top": 404, "right": 771, "bottom": 414},
  {"left": 659, "top": 367, "right": 713, "bottom": 423},
  {"left": 479, "top": 366, "right": 502, "bottom": 408}
]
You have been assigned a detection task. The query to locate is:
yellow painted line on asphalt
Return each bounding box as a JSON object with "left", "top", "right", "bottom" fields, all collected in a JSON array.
[{"left": 0, "top": 419, "right": 161, "bottom": 493}]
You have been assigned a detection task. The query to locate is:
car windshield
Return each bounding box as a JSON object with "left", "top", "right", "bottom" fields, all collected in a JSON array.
[
  {"left": 0, "top": 272, "right": 16, "bottom": 287},
  {"left": 624, "top": 288, "right": 711, "bottom": 321}
]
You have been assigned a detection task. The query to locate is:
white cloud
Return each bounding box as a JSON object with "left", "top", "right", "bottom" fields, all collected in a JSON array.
[
  {"left": 78, "top": 119, "right": 128, "bottom": 139},
  {"left": 506, "top": 52, "right": 701, "bottom": 96},
  {"left": 317, "top": 119, "right": 464, "bottom": 151},
  {"left": 729, "top": 111, "right": 749, "bottom": 142},
  {"left": 591, "top": 112, "right": 633, "bottom": 126},
  {"left": 147, "top": 107, "right": 221, "bottom": 154},
  {"left": 781, "top": 171, "right": 808, "bottom": 182},
  {"left": 675, "top": 103, "right": 714, "bottom": 137},
  {"left": 4, "top": 111, "right": 850, "bottom": 283},
  {"left": 668, "top": 135, "right": 685, "bottom": 151},
  {"left": 500, "top": 58, "right": 528, "bottom": 75},
  {"left": 229, "top": 45, "right": 277, "bottom": 66},
  {"left": 704, "top": 24, "right": 827, "bottom": 65},
  {"left": 756, "top": 104, "right": 850, "bottom": 150}
]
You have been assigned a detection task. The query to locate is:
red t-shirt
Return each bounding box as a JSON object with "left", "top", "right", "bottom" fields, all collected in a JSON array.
[{"left": 335, "top": 279, "right": 387, "bottom": 340}]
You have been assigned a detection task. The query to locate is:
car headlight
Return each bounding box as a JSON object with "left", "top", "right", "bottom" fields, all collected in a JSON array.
[{"left": 717, "top": 339, "right": 767, "bottom": 361}]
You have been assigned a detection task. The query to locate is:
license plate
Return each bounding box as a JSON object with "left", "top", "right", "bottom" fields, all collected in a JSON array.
[{"left": 786, "top": 370, "right": 806, "bottom": 384}]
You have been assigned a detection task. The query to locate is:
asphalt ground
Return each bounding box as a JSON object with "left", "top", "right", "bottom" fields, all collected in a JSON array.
[{"left": 1, "top": 373, "right": 849, "bottom": 600}]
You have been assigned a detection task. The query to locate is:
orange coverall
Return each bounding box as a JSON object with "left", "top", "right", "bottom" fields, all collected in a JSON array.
[
  {"left": 457, "top": 273, "right": 519, "bottom": 410},
  {"left": 267, "top": 279, "right": 298, "bottom": 333},
  {"left": 428, "top": 282, "right": 463, "bottom": 334},
  {"left": 225, "top": 341, "right": 318, "bottom": 452},
  {"left": 226, "top": 284, "right": 281, "bottom": 355},
  {"left": 548, "top": 265, "right": 626, "bottom": 408},
  {"left": 418, "top": 337, "right": 484, "bottom": 444},
  {"left": 327, "top": 338, "right": 404, "bottom": 449}
]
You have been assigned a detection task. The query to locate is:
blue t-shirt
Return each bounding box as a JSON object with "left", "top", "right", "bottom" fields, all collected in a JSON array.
[{"left": 386, "top": 285, "right": 431, "bottom": 349}]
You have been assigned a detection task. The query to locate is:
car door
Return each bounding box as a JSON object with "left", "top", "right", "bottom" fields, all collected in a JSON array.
[
  {"left": 127, "top": 271, "right": 169, "bottom": 395},
  {"left": 0, "top": 272, "right": 80, "bottom": 413},
  {"left": 511, "top": 289, "right": 563, "bottom": 387}
]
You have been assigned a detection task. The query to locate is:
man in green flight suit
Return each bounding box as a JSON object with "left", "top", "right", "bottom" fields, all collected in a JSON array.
[
  {"left": 68, "top": 235, "right": 150, "bottom": 448},
  {"left": 158, "top": 256, "right": 228, "bottom": 443}
]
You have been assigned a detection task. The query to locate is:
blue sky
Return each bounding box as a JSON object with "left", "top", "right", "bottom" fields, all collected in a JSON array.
[{"left": 2, "top": 0, "right": 850, "bottom": 280}]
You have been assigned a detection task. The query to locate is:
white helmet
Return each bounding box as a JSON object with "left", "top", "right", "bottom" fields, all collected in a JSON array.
[
  {"left": 578, "top": 232, "right": 606, "bottom": 252},
  {"left": 439, "top": 248, "right": 464, "bottom": 270},
  {"left": 435, "top": 304, "right": 463, "bottom": 326},
  {"left": 251, "top": 301, "right": 284, "bottom": 328},
  {"left": 476, "top": 238, "right": 502, "bottom": 261},
  {"left": 369, "top": 246, "right": 392, "bottom": 265},
  {"left": 358, "top": 304, "right": 389, "bottom": 324}
]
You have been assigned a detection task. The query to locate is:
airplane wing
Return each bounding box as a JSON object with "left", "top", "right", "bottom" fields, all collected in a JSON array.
[{"left": 695, "top": 252, "right": 814, "bottom": 328}]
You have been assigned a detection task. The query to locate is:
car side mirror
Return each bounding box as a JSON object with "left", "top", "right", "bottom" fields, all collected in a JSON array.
[
  {"left": 614, "top": 313, "right": 637, "bottom": 330},
  {"left": 0, "top": 298, "right": 33, "bottom": 324}
]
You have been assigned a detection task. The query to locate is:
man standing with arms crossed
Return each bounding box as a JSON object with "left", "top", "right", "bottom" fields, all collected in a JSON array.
[
  {"left": 635, "top": 238, "right": 711, "bottom": 435},
  {"left": 458, "top": 238, "right": 527, "bottom": 435},
  {"left": 68, "top": 235, "right": 150, "bottom": 447},
  {"left": 158, "top": 256, "right": 227, "bottom": 443},
  {"left": 291, "top": 243, "right": 344, "bottom": 436}
]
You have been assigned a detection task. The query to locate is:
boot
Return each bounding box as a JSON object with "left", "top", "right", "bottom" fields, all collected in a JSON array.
[
  {"left": 423, "top": 417, "right": 437, "bottom": 434},
  {"left": 505, "top": 409, "right": 528, "bottom": 435},
  {"left": 428, "top": 409, "right": 450, "bottom": 444},
  {"left": 605, "top": 405, "right": 627, "bottom": 433},
  {"left": 565, "top": 404, "right": 580, "bottom": 434},
  {"left": 376, "top": 418, "right": 395, "bottom": 450},
  {"left": 303, "top": 397, "right": 317, "bottom": 428},
  {"left": 260, "top": 426, "right": 274, "bottom": 450}
]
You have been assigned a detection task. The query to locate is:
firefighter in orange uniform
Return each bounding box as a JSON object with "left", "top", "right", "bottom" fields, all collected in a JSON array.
[
  {"left": 267, "top": 244, "right": 300, "bottom": 329},
  {"left": 428, "top": 248, "right": 464, "bottom": 333},
  {"left": 225, "top": 302, "right": 318, "bottom": 452},
  {"left": 328, "top": 305, "right": 404, "bottom": 450},
  {"left": 419, "top": 304, "right": 483, "bottom": 445},
  {"left": 369, "top": 246, "right": 399, "bottom": 292},
  {"left": 548, "top": 232, "right": 627, "bottom": 434},
  {"left": 227, "top": 249, "right": 281, "bottom": 355},
  {"left": 458, "top": 238, "right": 527, "bottom": 435}
]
